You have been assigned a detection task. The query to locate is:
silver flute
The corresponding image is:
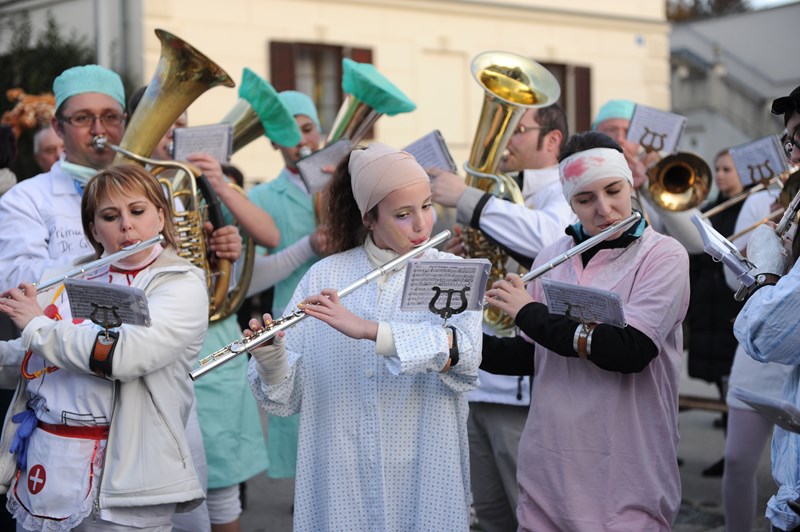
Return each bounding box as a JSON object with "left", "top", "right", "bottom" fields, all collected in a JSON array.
[
  {"left": 34, "top": 235, "right": 165, "bottom": 293},
  {"left": 190, "top": 230, "right": 452, "bottom": 380},
  {"left": 520, "top": 211, "right": 642, "bottom": 284}
]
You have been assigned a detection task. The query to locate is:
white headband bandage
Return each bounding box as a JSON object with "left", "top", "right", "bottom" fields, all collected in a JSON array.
[
  {"left": 559, "top": 147, "right": 634, "bottom": 202},
  {"left": 349, "top": 142, "right": 430, "bottom": 217}
]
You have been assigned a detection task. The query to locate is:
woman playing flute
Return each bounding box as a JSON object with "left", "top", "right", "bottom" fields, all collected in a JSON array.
[
  {"left": 0, "top": 164, "right": 209, "bottom": 531},
  {"left": 247, "top": 142, "right": 482, "bottom": 531},
  {"left": 483, "top": 131, "right": 690, "bottom": 531}
]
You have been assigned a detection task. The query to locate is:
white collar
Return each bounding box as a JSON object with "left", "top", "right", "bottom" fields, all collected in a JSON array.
[{"left": 520, "top": 165, "right": 560, "bottom": 198}]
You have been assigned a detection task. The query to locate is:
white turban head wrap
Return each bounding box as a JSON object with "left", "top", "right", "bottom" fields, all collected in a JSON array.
[
  {"left": 349, "top": 142, "right": 430, "bottom": 217},
  {"left": 559, "top": 147, "right": 633, "bottom": 202}
]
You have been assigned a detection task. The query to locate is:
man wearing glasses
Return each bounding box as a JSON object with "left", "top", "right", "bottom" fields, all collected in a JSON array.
[
  {"left": 429, "top": 104, "right": 571, "bottom": 532},
  {"left": 0, "top": 65, "right": 126, "bottom": 291}
]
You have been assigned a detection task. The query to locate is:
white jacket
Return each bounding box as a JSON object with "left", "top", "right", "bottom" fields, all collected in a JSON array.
[
  {"left": 0, "top": 249, "right": 209, "bottom": 511},
  {"left": 0, "top": 161, "right": 92, "bottom": 291}
]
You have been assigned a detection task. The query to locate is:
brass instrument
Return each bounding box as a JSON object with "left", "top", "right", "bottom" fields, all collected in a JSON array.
[
  {"left": 645, "top": 152, "right": 712, "bottom": 212},
  {"left": 93, "top": 28, "right": 240, "bottom": 322},
  {"left": 463, "top": 51, "right": 561, "bottom": 333},
  {"left": 727, "top": 169, "right": 800, "bottom": 242},
  {"left": 35, "top": 236, "right": 165, "bottom": 293},
  {"left": 190, "top": 230, "right": 451, "bottom": 380}
]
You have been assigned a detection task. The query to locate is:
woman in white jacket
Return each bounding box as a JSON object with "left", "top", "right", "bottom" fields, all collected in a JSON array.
[
  {"left": 0, "top": 164, "right": 209, "bottom": 531},
  {"left": 247, "top": 143, "right": 482, "bottom": 531}
]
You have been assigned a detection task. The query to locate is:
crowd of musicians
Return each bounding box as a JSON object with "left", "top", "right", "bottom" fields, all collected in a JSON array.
[{"left": 0, "top": 46, "right": 798, "bottom": 532}]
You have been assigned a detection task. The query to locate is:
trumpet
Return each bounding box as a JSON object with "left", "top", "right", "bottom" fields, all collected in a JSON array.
[
  {"left": 190, "top": 230, "right": 451, "bottom": 380},
  {"left": 34, "top": 235, "right": 165, "bottom": 293}
]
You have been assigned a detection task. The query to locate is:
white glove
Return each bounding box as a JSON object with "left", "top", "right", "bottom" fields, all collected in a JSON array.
[
  {"left": 251, "top": 334, "right": 289, "bottom": 385},
  {"left": 747, "top": 224, "right": 789, "bottom": 276}
]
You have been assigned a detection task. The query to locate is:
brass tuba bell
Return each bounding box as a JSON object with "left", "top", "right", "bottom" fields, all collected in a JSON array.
[
  {"left": 463, "top": 51, "right": 560, "bottom": 334},
  {"left": 95, "top": 29, "right": 240, "bottom": 323}
]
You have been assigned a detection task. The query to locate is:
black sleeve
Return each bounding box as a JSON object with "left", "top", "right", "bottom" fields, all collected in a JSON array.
[
  {"left": 480, "top": 334, "right": 535, "bottom": 376},
  {"left": 514, "top": 302, "right": 659, "bottom": 374}
]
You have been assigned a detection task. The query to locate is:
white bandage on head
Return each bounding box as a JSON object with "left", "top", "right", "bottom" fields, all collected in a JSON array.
[
  {"left": 349, "top": 142, "right": 430, "bottom": 217},
  {"left": 559, "top": 147, "right": 634, "bottom": 202}
]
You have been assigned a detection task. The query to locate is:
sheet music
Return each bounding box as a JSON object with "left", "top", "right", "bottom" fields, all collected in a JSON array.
[
  {"left": 730, "top": 387, "right": 800, "bottom": 433},
  {"left": 400, "top": 258, "right": 490, "bottom": 312},
  {"left": 627, "top": 104, "right": 687, "bottom": 155},
  {"left": 173, "top": 124, "right": 233, "bottom": 163},
  {"left": 540, "top": 279, "right": 626, "bottom": 328},
  {"left": 296, "top": 139, "right": 353, "bottom": 194},
  {"left": 402, "top": 130, "right": 458, "bottom": 174},
  {"left": 729, "top": 135, "right": 789, "bottom": 187},
  {"left": 690, "top": 213, "right": 756, "bottom": 287},
  {"left": 64, "top": 279, "right": 151, "bottom": 327}
]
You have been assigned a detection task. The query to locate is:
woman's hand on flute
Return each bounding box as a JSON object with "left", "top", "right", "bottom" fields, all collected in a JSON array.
[
  {"left": 484, "top": 274, "right": 533, "bottom": 320},
  {"left": 246, "top": 314, "right": 289, "bottom": 385},
  {"left": 0, "top": 283, "right": 44, "bottom": 330},
  {"left": 300, "top": 289, "right": 378, "bottom": 341}
]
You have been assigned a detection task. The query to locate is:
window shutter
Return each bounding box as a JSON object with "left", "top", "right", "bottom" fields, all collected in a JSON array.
[
  {"left": 574, "top": 66, "right": 591, "bottom": 132},
  {"left": 269, "top": 41, "right": 296, "bottom": 91}
]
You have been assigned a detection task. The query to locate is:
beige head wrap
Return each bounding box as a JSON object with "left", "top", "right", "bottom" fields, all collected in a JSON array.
[{"left": 349, "top": 142, "right": 429, "bottom": 217}]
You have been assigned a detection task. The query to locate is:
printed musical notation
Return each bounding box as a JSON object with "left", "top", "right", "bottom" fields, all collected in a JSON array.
[
  {"left": 296, "top": 138, "right": 353, "bottom": 194},
  {"left": 172, "top": 123, "right": 233, "bottom": 164},
  {"left": 402, "top": 130, "right": 458, "bottom": 175},
  {"left": 540, "top": 279, "right": 626, "bottom": 328},
  {"left": 64, "top": 279, "right": 151, "bottom": 327},
  {"left": 627, "top": 104, "right": 687, "bottom": 155},
  {"left": 400, "top": 258, "right": 490, "bottom": 312},
  {"left": 729, "top": 135, "right": 789, "bottom": 187}
]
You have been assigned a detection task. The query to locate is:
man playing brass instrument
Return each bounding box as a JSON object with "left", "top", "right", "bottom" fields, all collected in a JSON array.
[{"left": 430, "top": 103, "right": 572, "bottom": 532}]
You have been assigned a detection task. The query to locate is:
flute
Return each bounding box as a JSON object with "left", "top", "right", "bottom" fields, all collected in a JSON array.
[
  {"left": 520, "top": 212, "right": 642, "bottom": 284},
  {"left": 190, "top": 230, "right": 452, "bottom": 380},
  {"left": 34, "top": 235, "right": 165, "bottom": 293}
]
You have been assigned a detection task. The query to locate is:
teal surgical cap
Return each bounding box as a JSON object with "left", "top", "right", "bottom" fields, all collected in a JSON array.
[
  {"left": 278, "top": 90, "right": 321, "bottom": 130},
  {"left": 592, "top": 99, "right": 636, "bottom": 130},
  {"left": 53, "top": 64, "right": 125, "bottom": 111}
]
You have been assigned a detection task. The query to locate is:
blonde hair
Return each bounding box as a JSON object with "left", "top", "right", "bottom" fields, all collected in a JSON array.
[{"left": 81, "top": 163, "right": 178, "bottom": 257}]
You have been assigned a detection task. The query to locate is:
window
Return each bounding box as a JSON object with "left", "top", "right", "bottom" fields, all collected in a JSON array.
[
  {"left": 269, "top": 42, "right": 373, "bottom": 134},
  {"left": 539, "top": 62, "right": 592, "bottom": 134}
]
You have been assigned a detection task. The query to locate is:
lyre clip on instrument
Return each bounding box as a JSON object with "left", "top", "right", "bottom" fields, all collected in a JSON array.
[
  {"left": 34, "top": 235, "right": 165, "bottom": 293},
  {"left": 190, "top": 230, "right": 452, "bottom": 380}
]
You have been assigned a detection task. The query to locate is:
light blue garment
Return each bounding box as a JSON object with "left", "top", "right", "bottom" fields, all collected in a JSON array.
[
  {"left": 248, "top": 167, "right": 318, "bottom": 478},
  {"left": 248, "top": 168, "right": 317, "bottom": 315},
  {"left": 194, "top": 315, "right": 268, "bottom": 488},
  {"left": 734, "top": 258, "right": 800, "bottom": 531},
  {"left": 248, "top": 244, "right": 481, "bottom": 531}
]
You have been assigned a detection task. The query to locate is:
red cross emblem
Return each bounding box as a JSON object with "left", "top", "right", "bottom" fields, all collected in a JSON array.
[{"left": 27, "top": 465, "right": 46, "bottom": 494}]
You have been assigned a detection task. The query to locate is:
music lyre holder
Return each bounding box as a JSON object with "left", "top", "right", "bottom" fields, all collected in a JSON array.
[
  {"left": 639, "top": 127, "right": 668, "bottom": 154},
  {"left": 564, "top": 303, "right": 598, "bottom": 327},
  {"left": 429, "top": 286, "right": 470, "bottom": 327},
  {"left": 90, "top": 303, "right": 122, "bottom": 342}
]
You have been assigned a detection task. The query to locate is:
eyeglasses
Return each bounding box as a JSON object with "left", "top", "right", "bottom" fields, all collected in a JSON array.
[
  {"left": 512, "top": 124, "right": 549, "bottom": 137},
  {"left": 58, "top": 112, "right": 126, "bottom": 128}
]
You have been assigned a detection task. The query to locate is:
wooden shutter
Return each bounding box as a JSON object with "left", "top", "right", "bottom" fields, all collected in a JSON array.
[{"left": 269, "top": 41, "right": 296, "bottom": 91}]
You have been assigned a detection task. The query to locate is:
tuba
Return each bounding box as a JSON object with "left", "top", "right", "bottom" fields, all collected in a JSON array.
[
  {"left": 95, "top": 29, "right": 240, "bottom": 322},
  {"left": 463, "top": 51, "right": 560, "bottom": 334},
  {"left": 209, "top": 68, "right": 303, "bottom": 321}
]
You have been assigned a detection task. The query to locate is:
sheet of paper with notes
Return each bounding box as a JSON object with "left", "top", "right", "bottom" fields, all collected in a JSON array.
[
  {"left": 400, "top": 258, "right": 489, "bottom": 313},
  {"left": 540, "top": 278, "right": 626, "bottom": 327},
  {"left": 64, "top": 278, "right": 151, "bottom": 327}
]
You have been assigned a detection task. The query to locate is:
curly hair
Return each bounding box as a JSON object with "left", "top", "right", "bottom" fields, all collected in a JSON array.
[{"left": 323, "top": 147, "right": 378, "bottom": 254}]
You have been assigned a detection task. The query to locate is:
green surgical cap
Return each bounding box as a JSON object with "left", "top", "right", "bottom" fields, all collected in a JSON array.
[
  {"left": 592, "top": 99, "right": 635, "bottom": 130},
  {"left": 240, "top": 69, "right": 301, "bottom": 147},
  {"left": 278, "top": 90, "right": 321, "bottom": 130},
  {"left": 341, "top": 58, "right": 416, "bottom": 116},
  {"left": 54, "top": 64, "right": 125, "bottom": 111}
]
